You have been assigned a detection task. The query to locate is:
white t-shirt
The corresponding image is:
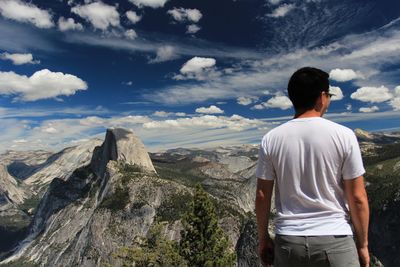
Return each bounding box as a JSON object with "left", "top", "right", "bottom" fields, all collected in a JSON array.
[{"left": 256, "top": 117, "right": 365, "bottom": 236}]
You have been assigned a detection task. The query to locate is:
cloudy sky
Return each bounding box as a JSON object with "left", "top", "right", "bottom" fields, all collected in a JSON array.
[{"left": 0, "top": 0, "right": 400, "bottom": 153}]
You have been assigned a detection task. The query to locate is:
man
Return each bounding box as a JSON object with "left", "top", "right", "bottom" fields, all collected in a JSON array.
[{"left": 255, "top": 67, "right": 370, "bottom": 267}]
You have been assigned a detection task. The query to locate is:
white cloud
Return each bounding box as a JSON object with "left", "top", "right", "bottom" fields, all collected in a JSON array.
[
  {"left": 66, "top": 30, "right": 263, "bottom": 63},
  {"left": 394, "top": 86, "right": 400, "bottom": 96},
  {"left": 346, "top": 104, "right": 352, "bottom": 111},
  {"left": 390, "top": 98, "right": 400, "bottom": 111},
  {"left": 58, "top": 17, "right": 83, "bottom": 31},
  {"left": 237, "top": 96, "right": 258, "bottom": 106},
  {"left": 123, "top": 81, "right": 133, "bottom": 86},
  {"left": 252, "top": 104, "right": 265, "bottom": 110},
  {"left": 268, "top": 0, "right": 283, "bottom": 5},
  {"left": 13, "top": 139, "right": 27, "bottom": 144},
  {"left": 343, "top": 32, "right": 400, "bottom": 61},
  {"left": 174, "top": 57, "right": 220, "bottom": 81},
  {"left": 359, "top": 106, "right": 379, "bottom": 113},
  {"left": 174, "top": 57, "right": 219, "bottom": 81},
  {"left": 329, "top": 68, "right": 363, "bottom": 82},
  {"left": 149, "top": 45, "right": 179, "bottom": 63},
  {"left": 139, "top": 25, "right": 400, "bottom": 104},
  {"left": 263, "top": 90, "right": 272, "bottom": 95},
  {"left": 351, "top": 86, "right": 393, "bottom": 103},
  {"left": 268, "top": 4, "right": 295, "bottom": 18},
  {"left": 71, "top": 2, "right": 120, "bottom": 30},
  {"left": 64, "top": 14, "right": 400, "bottom": 107},
  {"left": 0, "top": 114, "right": 150, "bottom": 152},
  {"left": 0, "top": 106, "right": 110, "bottom": 119},
  {"left": 0, "top": 112, "right": 268, "bottom": 153},
  {"left": 0, "top": 52, "right": 39, "bottom": 65},
  {"left": 143, "top": 114, "right": 261, "bottom": 131},
  {"left": 124, "top": 29, "right": 137, "bottom": 39},
  {"left": 153, "top": 111, "right": 187, "bottom": 117},
  {"left": 83, "top": 115, "right": 150, "bottom": 126},
  {"left": 153, "top": 111, "right": 170, "bottom": 117},
  {"left": 181, "top": 57, "right": 216, "bottom": 73},
  {"left": 167, "top": 8, "right": 202, "bottom": 23},
  {"left": 3, "top": 107, "right": 400, "bottom": 154},
  {"left": 389, "top": 87, "right": 400, "bottom": 111},
  {"left": 126, "top": 11, "right": 142, "bottom": 24},
  {"left": 329, "top": 86, "right": 344, "bottom": 101},
  {"left": 0, "top": 69, "right": 87, "bottom": 101},
  {"left": 0, "top": 0, "right": 54, "bottom": 28},
  {"left": 195, "top": 105, "right": 224, "bottom": 114},
  {"left": 186, "top": 24, "right": 201, "bottom": 34},
  {"left": 180, "top": 57, "right": 216, "bottom": 74},
  {"left": 264, "top": 95, "right": 292, "bottom": 110},
  {"left": 129, "top": 0, "right": 168, "bottom": 8},
  {"left": 42, "top": 126, "right": 58, "bottom": 134}
]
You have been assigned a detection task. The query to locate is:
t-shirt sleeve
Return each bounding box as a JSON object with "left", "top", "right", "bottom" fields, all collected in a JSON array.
[
  {"left": 342, "top": 132, "right": 365, "bottom": 180},
  {"left": 255, "top": 137, "right": 276, "bottom": 181}
]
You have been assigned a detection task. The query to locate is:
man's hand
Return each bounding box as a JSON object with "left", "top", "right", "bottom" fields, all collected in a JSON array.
[
  {"left": 258, "top": 236, "right": 274, "bottom": 267},
  {"left": 357, "top": 247, "right": 370, "bottom": 267}
]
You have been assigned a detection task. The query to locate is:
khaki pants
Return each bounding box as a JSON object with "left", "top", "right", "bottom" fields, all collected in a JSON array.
[{"left": 274, "top": 234, "right": 360, "bottom": 267}]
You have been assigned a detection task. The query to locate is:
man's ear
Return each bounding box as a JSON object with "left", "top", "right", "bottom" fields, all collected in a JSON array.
[{"left": 315, "top": 93, "right": 324, "bottom": 112}]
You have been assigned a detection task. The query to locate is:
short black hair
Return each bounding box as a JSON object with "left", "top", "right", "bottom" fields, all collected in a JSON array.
[{"left": 287, "top": 67, "right": 330, "bottom": 111}]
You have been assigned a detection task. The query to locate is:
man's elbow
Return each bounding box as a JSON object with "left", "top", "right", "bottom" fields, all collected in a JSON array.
[
  {"left": 349, "top": 190, "right": 369, "bottom": 207},
  {"left": 255, "top": 189, "right": 266, "bottom": 206}
]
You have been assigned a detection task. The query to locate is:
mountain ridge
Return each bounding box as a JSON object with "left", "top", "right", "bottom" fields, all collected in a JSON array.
[{"left": 0, "top": 128, "right": 398, "bottom": 266}]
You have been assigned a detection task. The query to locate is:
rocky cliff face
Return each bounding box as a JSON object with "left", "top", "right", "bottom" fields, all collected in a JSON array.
[
  {"left": 0, "top": 164, "right": 31, "bottom": 257},
  {"left": 0, "top": 128, "right": 192, "bottom": 266},
  {"left": 24, "top": 139, "right": 103, "bottom": 192},
  {"left": 0, "top": 165, "right": 28, "bottom": 207},
  {"left": 0, "top": 140, "right": 103, "bottom": 256},
  {"left": 1, "top": 129, "right": 264, "bottom": 266},
  {"left": 90, "top": 128, "right": 155, "bottom": 178}
]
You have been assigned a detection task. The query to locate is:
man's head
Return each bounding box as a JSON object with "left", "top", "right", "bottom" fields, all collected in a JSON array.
[{"left": 287, "top": 67, "right": 331, "bottom": 113}]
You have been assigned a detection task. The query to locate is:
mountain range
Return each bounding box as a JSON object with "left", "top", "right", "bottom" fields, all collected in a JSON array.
[{"left": 0, "top": 128, "right": 399, "bottom": 266}]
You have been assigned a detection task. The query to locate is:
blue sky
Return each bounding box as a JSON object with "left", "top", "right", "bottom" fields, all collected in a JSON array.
[{"left": 0, "top": 0, "right": 400, "bottom": 152}]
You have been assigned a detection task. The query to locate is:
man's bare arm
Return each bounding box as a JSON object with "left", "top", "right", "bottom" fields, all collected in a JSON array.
[
  {"left": 344, "top": 176, "right": 370, "bottom": 266},
  {"left": 255, "top": 178, "right": 274, "bottom": 266},
  {"left": 255, "top": 179, "right": 274, "bottom": 241}
]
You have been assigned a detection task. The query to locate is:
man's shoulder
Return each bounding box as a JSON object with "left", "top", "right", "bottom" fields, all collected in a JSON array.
[
  {"left": 261, "top": 118, "right": 356, "bottom": 141},
  {"left": 320, "top": 118, "right": 355, "bottom": 135},
  {"left": 261, "top": 121, "right": 291, "bottom": 139}
]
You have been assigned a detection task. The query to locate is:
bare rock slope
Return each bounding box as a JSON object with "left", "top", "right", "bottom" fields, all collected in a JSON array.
[{"left": 0, "top": 129, "right": 196, "bottom": 266}]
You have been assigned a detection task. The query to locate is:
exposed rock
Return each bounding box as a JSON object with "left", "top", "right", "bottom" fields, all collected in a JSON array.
[
  {"left": 355, "top": 128, "right": 374, "bottom": 141},
  {"left": 355, "top": 128, "right": 400, "bottom": 144},
  {"left": 0, "top": 150, "right": 52, "bottom": 181},
  {"left": 0, "top": 128, "right": 164, "bottom": 266},
  {"left": 0, "top": 165, "right": 27, "bottom": 206},
  {"left": 191, "top": 156, "right": 210, "bottom": 163},
  {"left": 2, "top": 128, "right": 398, "bottom": 266},
  {"left": 91, "top": 128, "right": 155, "bottom": 177},
  {"left": 0, "top": 165, "right": 31, "bottom": 256},
  {"left": 393, "top": 161, "right": 400, "bottom": 172},
  {"left": 217, "top": 155, "right": 255, "bottom": 174},
  {"left": 24, "top": 139, "right": 102, "bottom": 191},
  {"left": 236, "top": 217, "right": 262, "bottom": 267}
]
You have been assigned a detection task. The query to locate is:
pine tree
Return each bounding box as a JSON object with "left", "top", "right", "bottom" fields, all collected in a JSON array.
[{"left": 179, "top": 184, "right": 236, "bottom": 266}]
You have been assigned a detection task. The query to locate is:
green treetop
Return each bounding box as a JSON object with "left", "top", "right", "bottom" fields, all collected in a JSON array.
[{"left": 179, "top": 184, "right": 236, "bottom": 266}]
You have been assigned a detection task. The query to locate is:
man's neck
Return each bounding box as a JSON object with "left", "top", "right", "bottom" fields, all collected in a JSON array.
[{"left": 294, "top": 109, "right": 323, "bottom": 119}]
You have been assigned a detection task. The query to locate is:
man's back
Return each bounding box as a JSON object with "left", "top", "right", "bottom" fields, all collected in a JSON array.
[
  {"left": 255, "top": 67, "right": 369, "bottom": 267},
  {"left": 256, "top": 117, "right": 365, "bottom": 235}
]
